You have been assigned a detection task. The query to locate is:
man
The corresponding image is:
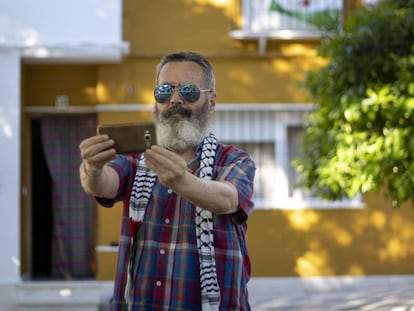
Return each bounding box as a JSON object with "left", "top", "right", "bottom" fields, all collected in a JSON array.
[{"left": 79, "top": 51, "right": 255, "bottom": 310}]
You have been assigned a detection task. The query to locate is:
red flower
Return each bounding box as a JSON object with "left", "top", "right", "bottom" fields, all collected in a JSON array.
[{"left": 302, "top": 0, "right": 310, "bottom": 7}]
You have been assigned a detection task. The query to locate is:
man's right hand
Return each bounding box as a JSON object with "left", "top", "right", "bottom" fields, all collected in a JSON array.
[
  {"left": 79, "top": 135, "right": 119, "bottom": 198},
  {"left": 79, "top": 134, "right": 116, "bottom": 175}
]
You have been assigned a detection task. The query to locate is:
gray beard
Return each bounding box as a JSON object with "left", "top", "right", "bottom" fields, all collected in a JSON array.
[
  {"left": 155, "top": 119, "right": 206, "bottom": 150},
  {"left": 154, "top": 103, "right": 211, "bottom": 151}
]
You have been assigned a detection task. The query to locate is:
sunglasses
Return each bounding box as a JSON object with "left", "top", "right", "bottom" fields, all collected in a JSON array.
[{"left": 154, "top": 84, "right": 212, "bottom": 103}]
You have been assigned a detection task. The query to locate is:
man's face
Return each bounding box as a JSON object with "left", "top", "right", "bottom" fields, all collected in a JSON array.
[{"left": 154, "top": 61, "right": 216, "bottom": 150}]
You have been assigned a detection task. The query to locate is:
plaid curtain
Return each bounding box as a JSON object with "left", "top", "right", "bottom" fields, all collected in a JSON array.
[{"left": 41, "top": 116, "right": 96, "bottom": 279}]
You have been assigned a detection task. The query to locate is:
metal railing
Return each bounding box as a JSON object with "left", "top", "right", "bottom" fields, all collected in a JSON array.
[{"left": 232, "top": 0, "right": 342, "bottom": 38}]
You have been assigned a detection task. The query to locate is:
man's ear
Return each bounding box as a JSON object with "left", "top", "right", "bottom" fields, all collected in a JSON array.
[{"left": 208, "top": 93, "right": 216, "bottom": 113}]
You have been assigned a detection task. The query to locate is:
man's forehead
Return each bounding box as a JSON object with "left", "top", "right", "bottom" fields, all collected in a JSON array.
[{"left": 158, "top": 61, "right": 204, "bottom": 83}]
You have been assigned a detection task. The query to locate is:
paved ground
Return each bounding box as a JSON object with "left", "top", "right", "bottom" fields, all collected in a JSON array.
[
  {"left": 248, "top": 276, "right": 414, "bottom": 310},
  {"left": 97, "top": 275, "right": 414, "bottom": 310},
  {"left": 7, "top": 275, "right": 414, "bottom": 310}
]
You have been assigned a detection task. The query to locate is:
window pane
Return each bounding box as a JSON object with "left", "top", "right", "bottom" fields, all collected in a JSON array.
[
  {"left": 287, "top": 125, "right": 316, "bottom": 199},
  {"left": 287, "top": 126, "right": 303, "bottom": 197},
  {"left": 238, "top": 0, "right": 342, "bottom": 33},
  {"left": 227, "top": 142, "right": 275, "bottom": 203}
]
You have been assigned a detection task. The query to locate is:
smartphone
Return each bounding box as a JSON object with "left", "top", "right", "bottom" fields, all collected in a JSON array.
[{"left": 97, "top": 122, "right": 157, "bottom": 154}]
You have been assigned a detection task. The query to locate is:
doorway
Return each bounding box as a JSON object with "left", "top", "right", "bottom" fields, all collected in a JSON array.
[
  {"left": 30, "top": 115, "right": 96, "bottom": 279},
  {"left": 31, "top": 119, "right": 53, "bottom": 279}
]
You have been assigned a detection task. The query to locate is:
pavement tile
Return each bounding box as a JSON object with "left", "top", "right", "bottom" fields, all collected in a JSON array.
[{"left": 248, "top": 276, "right": 414, "bottom": 310}]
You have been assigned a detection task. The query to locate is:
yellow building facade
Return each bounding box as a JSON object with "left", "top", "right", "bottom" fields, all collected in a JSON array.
[{"left": 21, "top": 0, "right": 414, "bottom": 281}]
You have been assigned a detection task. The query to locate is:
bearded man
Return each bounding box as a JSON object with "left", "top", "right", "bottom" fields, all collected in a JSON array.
[{"left": 79, "top": 51, "right": 256, "bottom": 311}]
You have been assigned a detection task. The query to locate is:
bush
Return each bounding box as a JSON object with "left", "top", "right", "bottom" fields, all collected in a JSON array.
[{"left": 296, "top": 0, "right": 414, "bottom": 207}]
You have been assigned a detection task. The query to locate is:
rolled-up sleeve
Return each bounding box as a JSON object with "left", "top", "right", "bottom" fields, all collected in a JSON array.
[
  {"left": 96, "top": 154, "right": 138, "bottom": 208},
  {"left": 215, "top": 145, "right": 256, "bottom": 224}
]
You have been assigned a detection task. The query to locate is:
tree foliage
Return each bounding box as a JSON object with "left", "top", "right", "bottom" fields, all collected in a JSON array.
[{"left": 295, "top": 0, "right": 414, "bottom": 207}]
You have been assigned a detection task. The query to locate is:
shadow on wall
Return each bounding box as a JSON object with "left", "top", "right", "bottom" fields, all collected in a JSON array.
[
  {"left": 107, "top": 0, "right": 321, "bottom": 104},
  {"left": 247, "top": 190, "right": 414, "bottom": 277}
]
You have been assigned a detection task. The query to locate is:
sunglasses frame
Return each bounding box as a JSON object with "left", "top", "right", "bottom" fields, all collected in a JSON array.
[{"left": 154, "top": 83, "right": 212, "bottom": 104}]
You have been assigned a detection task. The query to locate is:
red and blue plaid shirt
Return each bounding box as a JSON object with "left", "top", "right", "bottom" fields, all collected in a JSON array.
[{"left": 97, "top": 141, "right": 255, "bottom": 310}]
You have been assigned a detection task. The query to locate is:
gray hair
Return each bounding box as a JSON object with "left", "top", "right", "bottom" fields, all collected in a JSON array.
[{"left": 155, "top": 51, "right": 215, "bottom": 90}]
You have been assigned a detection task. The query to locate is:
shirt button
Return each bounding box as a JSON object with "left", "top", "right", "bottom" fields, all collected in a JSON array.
[
  {"left": 156, "top": 281, "right": 162, "bottom": 286},
  {"left": 165, "top": 218, "right": 170, "bottom": 224},
  {"left": 167, "top": 189, "right": 173, "bottom": 194},
  {"left": 160, "top": 249, "right": 165, "bottom": 255}
]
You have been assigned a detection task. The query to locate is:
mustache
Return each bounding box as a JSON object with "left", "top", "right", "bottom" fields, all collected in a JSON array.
[{"left": 162, "top": 104, "right": 192, "bottom": 119}]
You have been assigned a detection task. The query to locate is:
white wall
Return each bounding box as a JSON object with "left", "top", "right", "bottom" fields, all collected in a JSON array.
[
  {"left": 0, "top": 0, "right": 122, "bottom": 46},
  {"left": 0, "top": 0, "right": 126, "bottom": 287},
  {"left": 0, "top": 0, "right": 127, "bottom": 63},
  {"left": 0, "top": 51, "right": 21, "bottom": 283}
]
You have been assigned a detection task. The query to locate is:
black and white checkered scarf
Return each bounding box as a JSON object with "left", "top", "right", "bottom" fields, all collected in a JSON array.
[{"left": 125, "top": 133, "right": 221, "bottom": 310}]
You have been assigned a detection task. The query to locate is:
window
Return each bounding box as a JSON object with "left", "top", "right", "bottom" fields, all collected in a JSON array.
[
  {"left": 230, "top": 0, "right": 343, "bottom": 52},
  {"left": 233, "top": 141, "right": 276, "bottom": 205},
  {"left": 235, "top": 0, "right": 342, "bottom": 34},
  {"left": 213, "top": 104, "right": 363, "bottom": 209}
]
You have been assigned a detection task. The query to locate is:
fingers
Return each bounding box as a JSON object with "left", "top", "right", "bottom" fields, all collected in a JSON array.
[
  {"left": 144, "top": 146, "right": 187, "bottom": 187},
  {"left": 145, "top": 146, "right": 186, "bottom": 170},
  {"left": 144, "top": 147, "right": 171, "bottom": 171},
  {"left": 79, "top": 135, "right": 116, "bottom": 170},
  {"left": 79, "top": 135, "right": 113, "bottom": 157},
  {"left": 146, "top": 145, "right": 180, "bottom": 162}
]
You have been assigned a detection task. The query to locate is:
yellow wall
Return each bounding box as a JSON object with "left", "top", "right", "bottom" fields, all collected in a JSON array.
[
  {"left": 96, "top": 53, "right": 323, "bottom": 104},
  {"left": 123, "top": 0, "right": 241, "bottom": 54},
  {"left": 23, "top": 65, "right": 98, "bottom": 106},
  {"left": 21, "top": 0, "right": 414, "bottom": 279},
  {"left": 249, "top": 193, "right": 414, "bottom": 277}
]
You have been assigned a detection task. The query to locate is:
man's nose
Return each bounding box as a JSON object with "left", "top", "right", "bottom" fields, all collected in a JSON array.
[{"left": 169, "top": 87, "right": 183, "bottom": 104}]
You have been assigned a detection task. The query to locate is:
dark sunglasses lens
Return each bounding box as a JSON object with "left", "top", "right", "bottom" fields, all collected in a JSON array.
[
  {"left": 179, "top": 84, "right": 200, "bottom": 103},
  {"left": 154, "top": 85, "right": 173, "bottom": 103}
]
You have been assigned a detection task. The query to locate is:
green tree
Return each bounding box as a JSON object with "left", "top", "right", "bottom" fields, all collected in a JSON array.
[{"left": 295, "top": 0, "right": 414, "bottom": 207}]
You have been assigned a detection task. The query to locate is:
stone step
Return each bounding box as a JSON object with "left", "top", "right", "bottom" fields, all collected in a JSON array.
[{"left": 16, "top": 281, "right": 113, "bottom": 311}]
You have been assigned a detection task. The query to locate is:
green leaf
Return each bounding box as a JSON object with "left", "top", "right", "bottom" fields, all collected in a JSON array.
[{"left": 295, "top": 0, "right": 414, "bottom": 208}]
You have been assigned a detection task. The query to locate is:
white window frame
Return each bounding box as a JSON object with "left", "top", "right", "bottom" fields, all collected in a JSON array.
[{"left": 213, "top": 103, "right": 364, "bottom": 210}]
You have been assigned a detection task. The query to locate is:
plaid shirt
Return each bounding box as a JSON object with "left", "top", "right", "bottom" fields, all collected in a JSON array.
[{"left": 98, "top": 141, "right": 255, "bottom": 311}]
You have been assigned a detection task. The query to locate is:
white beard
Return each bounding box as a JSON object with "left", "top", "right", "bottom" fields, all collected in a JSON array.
[
  {"left": 154, "top": 99, "right": 212, "bottom": 150},
  {"left": 155, "top": 117, "right": 208, "bottom": 151}
]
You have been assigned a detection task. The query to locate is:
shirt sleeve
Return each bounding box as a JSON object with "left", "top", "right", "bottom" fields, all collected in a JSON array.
[
  {"left": 96, "top": 154, "right": 138, "bottom": 208},
  {"left": 215, "top": 145, "right": 256, "bottom": 224}
]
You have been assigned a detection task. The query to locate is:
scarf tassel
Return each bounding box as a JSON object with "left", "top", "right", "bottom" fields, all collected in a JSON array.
[{"left": 124, "top": 219, "right": 141, "bottom": 303}]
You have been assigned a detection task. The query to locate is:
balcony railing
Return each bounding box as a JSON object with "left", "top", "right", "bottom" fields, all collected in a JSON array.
[{"left": 230, "top": 0, "right": 343, "bottom": 52}]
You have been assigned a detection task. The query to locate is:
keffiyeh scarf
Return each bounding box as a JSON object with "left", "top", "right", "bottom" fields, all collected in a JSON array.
[{"left": 125, "top": 133, "right": 221, "bottom": 311}]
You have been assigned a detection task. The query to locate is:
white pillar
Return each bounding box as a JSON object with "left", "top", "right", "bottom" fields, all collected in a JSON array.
[{"left": 0, "top": 50, "right": 21, "bottom": 284}]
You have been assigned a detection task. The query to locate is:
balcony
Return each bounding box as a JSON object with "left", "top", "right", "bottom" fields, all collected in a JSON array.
[{"left": 230, "top": 0, "right": 343, "bottom": 53}]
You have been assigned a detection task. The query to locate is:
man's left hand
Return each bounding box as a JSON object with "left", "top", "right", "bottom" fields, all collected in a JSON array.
[{"left": 144, "top": 146, "right": 188, "bottom": 189}]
